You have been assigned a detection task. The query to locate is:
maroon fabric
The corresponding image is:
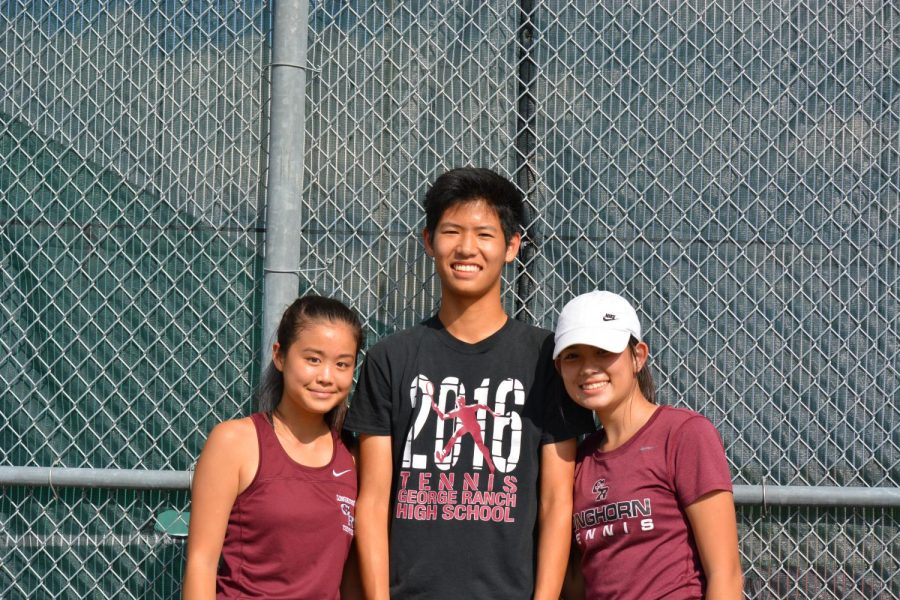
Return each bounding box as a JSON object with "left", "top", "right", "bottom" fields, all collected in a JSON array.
[
  {"left": 573, "top": 406, "right": 733, "bottom": 600},
  {"left": 216, "top": 413, "right": 356, "bottom": 599}
]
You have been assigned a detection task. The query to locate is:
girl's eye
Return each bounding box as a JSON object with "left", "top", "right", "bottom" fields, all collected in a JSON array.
[
  {"left": 337, "top": 361, "right": 353, "bottom": 369},
  {"left": 305, "top": 356, "right": 321, "bottom": 364}
]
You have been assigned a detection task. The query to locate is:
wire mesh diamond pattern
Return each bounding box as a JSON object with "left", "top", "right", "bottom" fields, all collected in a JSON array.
[
  {"left": 2, "top": 1, "right": 268, "bottom": 598},
  {"left": 302, "top": 1, "right": 897, "bottom": 598},
  {"left": 0, "top": 488, "right": 188, "bottom": 600}
]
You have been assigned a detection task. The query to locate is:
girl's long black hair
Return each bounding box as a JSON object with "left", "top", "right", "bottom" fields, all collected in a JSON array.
[
  {"left": 257, "top": 295, "right": 364, "bottom": 433},
  {"left": 628, "top": 336, "right": 657, "bottom": 404}
]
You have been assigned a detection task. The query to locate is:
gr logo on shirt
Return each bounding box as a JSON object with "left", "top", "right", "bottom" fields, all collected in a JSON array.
[
  {"left": 336, "top": 494, "right": 355, "bottom": 536},
  {"left": 592, "top": 478, "right": 609, "bottom": 500},
  {"left": 401, "top": 375, "right": 524, "bottom": 473}
]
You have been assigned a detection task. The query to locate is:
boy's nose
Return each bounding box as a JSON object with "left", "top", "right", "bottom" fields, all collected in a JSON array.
[{"left": 457, "top": 231, "right": 477, "bottom": 254}]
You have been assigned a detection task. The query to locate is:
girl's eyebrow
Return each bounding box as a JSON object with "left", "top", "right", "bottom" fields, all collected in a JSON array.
[{"left": 298, "top": 346, "right": 355, "bottom": 359}]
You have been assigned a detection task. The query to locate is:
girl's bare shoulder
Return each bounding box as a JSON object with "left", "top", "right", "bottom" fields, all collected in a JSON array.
[{"left": 203, "top": 416, "right": 259, "bottom": 456}]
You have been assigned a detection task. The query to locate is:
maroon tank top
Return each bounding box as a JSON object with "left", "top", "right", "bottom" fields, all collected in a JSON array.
[{"left": 216, "top": 413, "right": 356, "bottom": 599}]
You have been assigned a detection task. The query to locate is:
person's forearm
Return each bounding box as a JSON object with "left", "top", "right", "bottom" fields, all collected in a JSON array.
[
  {"left": 559, "top": 549, "right": 585, "bottom": 600},
  {"left": 535, "top": 440, "right": 577, "bottom": 600},
  {"left": 339, "top": 542, "right": 365, "bottom": 600},
  {"left": 533, "top": 498, "right": 572, "bottom": 600},
  {"left": 703, "top": 570, "right": 744, "bottom": 600},
  {"left": 355, "top": 498, "right": 391, "bottom": 600},
  {"left": 355, "top": 434, "right": 394, "bottom": 599},
  {"left": 182, "top": 560, "right": 217, "bottom": 600}
]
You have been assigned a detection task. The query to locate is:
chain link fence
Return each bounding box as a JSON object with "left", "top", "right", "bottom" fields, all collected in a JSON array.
[
  {"left": 2, "top": 1, "right": 898, "bottom": 598},
  {"left": 1, "top": 1, "right": 269, "bottom": 597}
]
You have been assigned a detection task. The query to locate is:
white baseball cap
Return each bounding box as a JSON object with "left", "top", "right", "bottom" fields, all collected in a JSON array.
[{"left": 553, "top": 291, "right": 642, "bottom": 359}]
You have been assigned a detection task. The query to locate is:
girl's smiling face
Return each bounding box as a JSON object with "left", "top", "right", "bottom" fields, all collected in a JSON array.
[
  {"left": 273, "top": 320, "right": 358, "bottom": 417},
  {"left": 556, "top": 341, "right": 648, "bottom": 417}
]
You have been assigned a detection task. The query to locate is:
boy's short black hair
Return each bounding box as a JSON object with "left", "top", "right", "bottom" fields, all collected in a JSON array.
[{"left": 423, "top": 167, "right": 525, "bottom": 243}]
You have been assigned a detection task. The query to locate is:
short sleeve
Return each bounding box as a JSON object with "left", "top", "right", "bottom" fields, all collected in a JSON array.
[
  {"left": 669, "top": 414, "right": 733, "bottom": 507},
  {"left": 343, "top": 343, "right": 393, "bottom": 436}
]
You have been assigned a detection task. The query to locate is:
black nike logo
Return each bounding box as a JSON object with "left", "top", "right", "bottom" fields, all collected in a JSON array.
[{"left": 602, "top": 314, "right": 617, "bottom": 321}]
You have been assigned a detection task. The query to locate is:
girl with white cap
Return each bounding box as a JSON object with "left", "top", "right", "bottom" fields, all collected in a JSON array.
[{"left": 554, "top": 291, "right": 743, "bottom": 600}]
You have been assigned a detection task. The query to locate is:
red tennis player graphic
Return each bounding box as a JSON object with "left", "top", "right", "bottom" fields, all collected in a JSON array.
[{"left": 431, "top": 396, "right": 498, "bottom": 473}]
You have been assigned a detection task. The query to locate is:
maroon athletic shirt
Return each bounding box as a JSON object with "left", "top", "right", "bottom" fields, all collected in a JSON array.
[
  {"left": 216, "top": 413, "right": 356, "bottom": 599},
  {"left": 573, "top": 406, "right": 733, "bottom": 600}
]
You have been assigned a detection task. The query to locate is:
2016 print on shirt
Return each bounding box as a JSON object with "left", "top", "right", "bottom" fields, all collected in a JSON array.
[{"left": 395, "top": 374, "right": 522, "bottom": 524}]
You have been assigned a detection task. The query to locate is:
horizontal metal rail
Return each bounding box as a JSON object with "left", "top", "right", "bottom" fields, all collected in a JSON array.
[
  {"left": 0, "top": 467, "right": 191, "bottom": 490},
  {"left": 1, "top": 467, "right": 899, "bottom": 507},
  {"left": 733, "top": 485, "right": 900, "bottom": 507}
]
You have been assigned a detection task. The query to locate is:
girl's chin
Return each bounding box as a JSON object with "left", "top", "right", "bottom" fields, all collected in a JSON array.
[
  {"left": 573, "top": 397, "right": 606, "bottom": 412},
  {"left": 574, "top": 393, "right": 621, "bottom": 414}
]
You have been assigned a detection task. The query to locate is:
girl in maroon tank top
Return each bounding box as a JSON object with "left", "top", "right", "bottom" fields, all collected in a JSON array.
[{"left": 183, "top": 296, "right": 364, "bottom": 599}]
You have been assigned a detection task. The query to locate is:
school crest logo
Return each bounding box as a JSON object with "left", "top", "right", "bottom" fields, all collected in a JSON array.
[
  {"left": 336, "top": 494, "right": 355, "bottom": 535},
  {"left": 592, "top": 478, "right": 608, "bottom": 500}
]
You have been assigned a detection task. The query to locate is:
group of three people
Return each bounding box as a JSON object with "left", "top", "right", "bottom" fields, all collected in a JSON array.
[{"left": 182, "top": 167, "right": 743, "bottom": 599}]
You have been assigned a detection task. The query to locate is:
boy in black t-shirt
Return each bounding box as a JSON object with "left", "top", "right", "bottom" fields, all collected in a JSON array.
[{"left": 344, "top": 168, "right": 590, "bottom": 599}]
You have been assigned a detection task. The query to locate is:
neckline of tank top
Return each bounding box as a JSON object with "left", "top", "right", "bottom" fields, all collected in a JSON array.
[{"left": 267, "top": 413, "right": 340, "bottom": 472}]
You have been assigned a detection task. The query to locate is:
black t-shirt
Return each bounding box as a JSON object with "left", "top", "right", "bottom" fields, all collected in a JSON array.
[{"left": 344, "top": 315, "right": 592, "bottom": 599}]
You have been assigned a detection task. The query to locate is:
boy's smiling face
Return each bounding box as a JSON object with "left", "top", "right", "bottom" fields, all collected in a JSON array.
[{"left": 423, "top": 199, "right": 520, "bottom": 302}]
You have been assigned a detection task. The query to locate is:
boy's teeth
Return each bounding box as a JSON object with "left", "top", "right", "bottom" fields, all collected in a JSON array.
[{"left": 453, "top": 264, "right": 478, "bottom": 272}]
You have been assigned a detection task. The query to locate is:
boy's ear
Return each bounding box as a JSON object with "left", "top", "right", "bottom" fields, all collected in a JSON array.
[
  {"left": 504, "top": 231, "right": 522, "bottom": 263},
  {"left": 422, "top": 228, "right": 434, "bottom": 257}
]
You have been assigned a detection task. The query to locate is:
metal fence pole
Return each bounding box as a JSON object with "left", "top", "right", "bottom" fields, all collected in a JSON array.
[
  {"left": 514, "top": 0, "right": 541, "bottom": 323},
  {"left": 261, "top": 0, "right": 311, "bottom": 369}
]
